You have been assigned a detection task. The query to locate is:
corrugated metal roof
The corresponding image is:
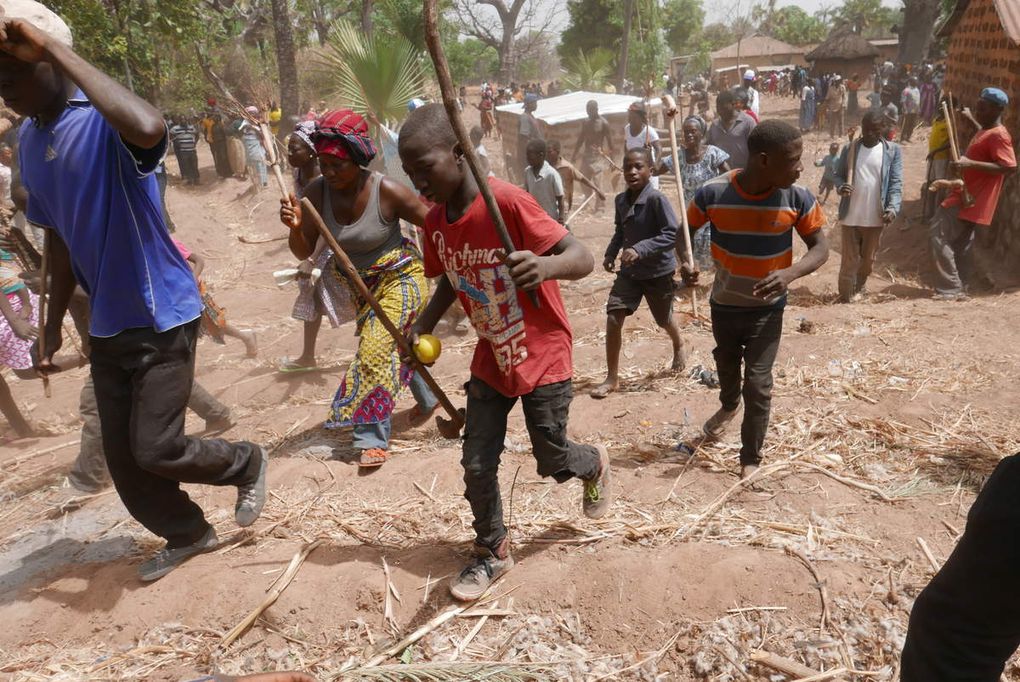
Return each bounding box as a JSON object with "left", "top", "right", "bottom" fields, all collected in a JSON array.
[
  {"left": 495, "top": 92, "right": 661, "bottom": 126},
  {"left": 711, "top": 34, "right": 802, "bottom": 59},
  {"left": 993, "top": 0, "right": 1020, "bottom": 45}
]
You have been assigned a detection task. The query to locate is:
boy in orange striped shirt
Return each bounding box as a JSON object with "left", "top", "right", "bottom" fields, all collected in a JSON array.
[{"left": 683, "top": 120, "right": 829, "bottom": 479}]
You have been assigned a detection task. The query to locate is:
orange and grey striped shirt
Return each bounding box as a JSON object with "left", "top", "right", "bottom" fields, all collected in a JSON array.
[{"left": 687, "top": 170, "right": 825, "bottom": 309}]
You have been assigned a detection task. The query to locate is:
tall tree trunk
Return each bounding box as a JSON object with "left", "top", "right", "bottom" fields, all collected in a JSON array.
[
  {"left": 618, "top": 0, "right": 635, "bottom": 89},
  {"left": 361, "top": 0, "right": 375, "bottom": 35},
  {"left": 270, "top": 0, "right": 300, "bottom": 136},
  {"left": 498, "top": 15, "right": 515, "bottom": 82},
  {"left": 898, "top": 0, "right": 941, "bottom": 64}
]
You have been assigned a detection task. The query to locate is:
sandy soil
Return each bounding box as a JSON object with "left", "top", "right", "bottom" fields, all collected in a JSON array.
[{"left": 1, "top": 98, "right": 1019, "bottom": 680}]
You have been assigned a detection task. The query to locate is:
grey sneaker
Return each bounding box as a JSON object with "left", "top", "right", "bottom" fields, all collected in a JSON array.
[
  {"left": 450, "top": 540, "right": 514, "bottom": 602},
  {"left": 235, "top": 447, "right": 267, "bottom": 527},
  {"left": 582, "top": 445, "right": 612, "bottom": 519},
  {"left": 138, "top": 527, "right": 218, "bottom": 582},
  {"left": 703, "top": 405, "right": 740, "bottom": 440}
]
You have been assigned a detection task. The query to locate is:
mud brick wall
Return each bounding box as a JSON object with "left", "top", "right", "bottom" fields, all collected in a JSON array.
[{"left": 942, "top": 0, "right": 1020, "bottom": 257}]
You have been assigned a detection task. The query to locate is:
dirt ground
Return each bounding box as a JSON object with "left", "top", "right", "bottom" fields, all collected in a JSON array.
[{"left": 2, "top": 97, "right": 1020, "bottom": 681}]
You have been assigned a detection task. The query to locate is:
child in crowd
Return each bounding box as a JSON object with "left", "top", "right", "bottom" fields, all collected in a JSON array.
[
  {"left": 684, "top": 121, "right": 829, "bottom": 479},
  {"left": 173, "top": 238, "right": 258, "bottom": 357},
  {"left": 592, "top": 148, "right": 685, "bottom": 399},
  {"left": 469, "top": 125, "right": 494, "bottom": 178},
  {"left": 546, "top": 140, "right": 605, "bottom": 216},
  {"left": 523, "top": 139, "right": 564, "bottom": 223},
  {"left": 0, "top": 247, "right": 38, "bottom": 437},
  {"left": 398, "top": 104, "right": 611, "bottom": 601},
  {"left": 814, "top": 142, "right": 841, "bottom": 205}
]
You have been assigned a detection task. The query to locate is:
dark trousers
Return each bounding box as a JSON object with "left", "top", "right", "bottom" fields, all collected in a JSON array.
[
  {"left": 90, "top": 321, "right": 259, "bottom": 547},
  {"left": 176, "top": 150, "right": 200, "bottom": 183},
  {"left": 900, "top": 112, "right": 919, "bottom": 142},
  {"left": 711, "top": 306, "right": 784, "bottom": 466},
  {"left": 462, "top": 376, "right": 601, "bottom": 551},
  {"left": 69, "top": 375, "right": 232, "bottom": 493},
  {"left": 930, "top": 204, "right": 977, "bottom": 296},
  {"left": 901, "top": 454, "right": 1020, "bottom": 680}
]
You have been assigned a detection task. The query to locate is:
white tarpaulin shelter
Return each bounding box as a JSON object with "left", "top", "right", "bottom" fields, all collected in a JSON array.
[{"left": 495, "top": 91, "right": 663, "bottom": 126}]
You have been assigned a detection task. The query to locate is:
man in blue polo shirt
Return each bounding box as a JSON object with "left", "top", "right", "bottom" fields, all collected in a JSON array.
[{"left": 0, "top": 4, "right": 267, "bottom": 581}]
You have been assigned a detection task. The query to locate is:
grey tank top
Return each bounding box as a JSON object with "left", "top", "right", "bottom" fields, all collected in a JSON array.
[{"left": 322, "top": 172, "right": 403, "bottom": 270}]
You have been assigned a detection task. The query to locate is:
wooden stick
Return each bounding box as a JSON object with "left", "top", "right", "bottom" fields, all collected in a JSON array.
[
  {"left": 845, "top": 127, "right": 858, "bottom": 188},
  {"left": 362, "top": 604, "right": 466, "bottom": 667},
  {"left": 564, "top": 191, "right": 595, "bottom": 229},
  {"left": 750, "top": 651, "right": 847, "bottom": 681},
  {"left": 661, "top": 95, "right": 698, "bottom": 320},
  {"left": 423, "top": 0, "right": 540, "bottom": 309},
  {"left": 300, "top": 197, "right": 464, "bottom": 432},
  {"left": 786, "top": 546, "right": 830, "bottom": 633},
  {"left": 37, "top": 230, "right": 51, "bottom": 398},
  {"left": 220, "top": 539, "right": 322, "bottom": 647},
  {"left": 942, "top": 98, "right": 975, "bottom": 207},
  {"left": 917, "top": 536, "right": 941, "bottom": 572}
]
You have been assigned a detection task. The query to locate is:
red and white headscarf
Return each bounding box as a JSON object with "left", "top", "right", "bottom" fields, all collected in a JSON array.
[{"left": 312, "top": 109, "right": 377, "bottom": 167}]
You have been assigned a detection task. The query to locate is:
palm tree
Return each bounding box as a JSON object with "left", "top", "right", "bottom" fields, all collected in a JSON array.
[
  {"left": 316, "top": 19, "right": 425, "bottom": 124},
  {"left": 561, "top": 48, "right": 616, "bottom": 92}
]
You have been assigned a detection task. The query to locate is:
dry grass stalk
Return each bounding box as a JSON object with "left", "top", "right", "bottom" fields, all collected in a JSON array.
[
  {"left": 916, "top": 537, "right": 941, "bottom": 572},
  {"left": 221, "top": 539, "right": 323, "bottom": 647},
  {"left": 750, "top": 650, "right": 848, "bottom": 681},
  {"left": 786, "top": 546, "right": 831, "bottom": 633}
]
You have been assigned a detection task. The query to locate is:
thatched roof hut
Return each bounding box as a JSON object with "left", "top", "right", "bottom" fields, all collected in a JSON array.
[{"left": 805, "top": 27, "right": 880, "bottom": 77}]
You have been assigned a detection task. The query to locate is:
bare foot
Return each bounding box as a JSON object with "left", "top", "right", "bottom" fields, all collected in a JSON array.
[
  {"left": 591, "top": 379, "right": 618, "bottom": 399},
  {"left": 671, "top": 349, "right": 687, "bottom": 374},
  {"left": 240, "top": 330, "right": 258, "bottom": 358}
]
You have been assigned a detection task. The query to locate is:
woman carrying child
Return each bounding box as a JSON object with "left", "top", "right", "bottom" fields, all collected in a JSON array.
[
  {"left": 279, "top": 110, "right": 436, "bottom": 468},
  {"left": 0, "top": 247, "right": 39, "bottom": 437},
  {"left": 280, "top": 121, "right": 355, "bottom": 372}
]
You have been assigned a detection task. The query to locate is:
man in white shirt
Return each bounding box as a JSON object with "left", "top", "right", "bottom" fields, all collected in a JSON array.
[
  {"left": 523, "top": 139, "right": 564, "bottom": 222},
  {"left": 742, "top": 70, "right": 760, "bottom": 116},
  {"left": 624, "top": 100, "right": 662, "bottom": 189},
  {"left": 834, "top": 111, "right": 903, "bottom": 302}
]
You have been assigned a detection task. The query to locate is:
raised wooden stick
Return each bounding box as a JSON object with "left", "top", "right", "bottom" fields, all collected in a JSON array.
[
  {"left": 37, "top": 230, "right": 51, "bottom": 398},
  {"left": 662, "top": 95, "right": 698, "bottom": 320},
  {"left": 942, "top": 98, "right": 975, "bottom": 207},
  {"left": 221, "top": 539, "right": 322, "bottom": 647},
  {"left": 423, "top": 0, "right": 540, "bottom": 309},
  {"left": 845, "top": 126, "right": 858, "bottom": 188},
  {"left": 564, "top": 191, "right": 595, "bottom": 229},
  {"left": 300, "top": 198, "right": 465, "bottom": 435}
]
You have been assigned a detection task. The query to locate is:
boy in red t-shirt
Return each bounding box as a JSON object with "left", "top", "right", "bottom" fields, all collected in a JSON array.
[
  {"left": 398, "top": 104, "right": 612, "bottom": 601},
  {"left": 928, "top": 87, "right": 1017, "bottom": 299}
]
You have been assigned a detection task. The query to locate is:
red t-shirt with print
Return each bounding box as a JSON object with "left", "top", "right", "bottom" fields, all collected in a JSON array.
[
  {"left": 943, "top": 125, "right": 1017, "bottom": 225},
  {"left": 422, "top": 178, "right": 573, "bottom": 398}
]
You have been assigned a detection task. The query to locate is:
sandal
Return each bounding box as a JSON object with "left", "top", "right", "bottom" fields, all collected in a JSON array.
[
  {"left": 278, "top": 357, "right": 318, "bottom": 373},
  {"left": 358, "top": 448, "right": 389, "bottom": 468}
]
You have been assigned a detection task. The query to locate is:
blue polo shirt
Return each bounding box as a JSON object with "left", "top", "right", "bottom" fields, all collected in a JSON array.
[{"left": 19, "top": 94, "right": 201, "bottom": 337}]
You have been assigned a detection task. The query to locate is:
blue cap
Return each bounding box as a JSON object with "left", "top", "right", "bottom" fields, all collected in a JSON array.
[
  {"left": 524, "top": 93, "right": 539, "bottom": 105},
  {"left": 407, "top": 98, "right": 426, "bottom": 112},
  {"left": 980, "top": 87, "right": 1009, "bottom": 108}
]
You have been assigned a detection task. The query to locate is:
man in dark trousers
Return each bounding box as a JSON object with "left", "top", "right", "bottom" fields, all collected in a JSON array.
[{"left": 0, "top": 3, "right": 267, "bottom": 581}]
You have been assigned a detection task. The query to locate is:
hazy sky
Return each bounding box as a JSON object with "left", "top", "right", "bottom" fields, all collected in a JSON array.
[{"left": 534, "top": 0, "right": 903, "bottom": 35}]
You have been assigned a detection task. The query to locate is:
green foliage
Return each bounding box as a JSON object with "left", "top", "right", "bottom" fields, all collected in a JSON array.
[
  {"left": 558, "top": 0, "right": 623, "bottom": 63},
  {"left": 771, "top": 6, "right": 830, "bottom": 45},
  {"left": 444, "top": 38, "right": 500, "bottom": 84},
  {"left": 561, "top": 48, "right": 615, "bottom": 91},
  {"left": 835, "top": 0, "right": 897, "bottom": 36},
  {"left": 662, "top": 0, "right": 705, "bottom": 53},
  {"left": 316, "top": 20, "right": 425, "bottom": 123}
]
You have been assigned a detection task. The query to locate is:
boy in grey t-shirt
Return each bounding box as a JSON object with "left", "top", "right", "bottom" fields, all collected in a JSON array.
[{"left": 523, "top": 139, "right": 564, "bottom": 223}]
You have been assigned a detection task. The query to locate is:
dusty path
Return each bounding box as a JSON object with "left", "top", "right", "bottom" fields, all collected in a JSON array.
[{"left": 1, "top": 98, "right": 1019, "bottom": 680}]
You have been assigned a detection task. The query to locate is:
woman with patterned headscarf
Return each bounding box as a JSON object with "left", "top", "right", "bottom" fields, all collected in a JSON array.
[
  {"left": 658, "top": 115, "right": 730, "bottom": 271},
  {"left": 279, "top": 110, "right": 437, "bottom": 468}
]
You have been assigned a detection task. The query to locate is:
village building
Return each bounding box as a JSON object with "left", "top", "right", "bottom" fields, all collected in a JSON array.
[
  {"left": 709, "top": 34, "right": 807, "bottom": 77},
  {"left": 937, "top": 0, "right": 1020, "bottom": 258},
  {"left": 805, "top": 27, "right": 880, "bottom": 81}
]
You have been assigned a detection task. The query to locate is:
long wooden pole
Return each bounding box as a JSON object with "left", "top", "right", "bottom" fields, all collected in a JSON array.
[
  {"left": 942, "top": 98, "right": 975, "bottom": 207},
  {"left": 422, "top": 0, "right": 540, "bottom": 310},
  {"left": 38, "top": 230, "right": 51, "bottom": 398},
  {"left": 300, "top": 198, "right": 464, "bottom": 433},
  {"left": 846, "top": 127, "right": 858, "bottom": 188},
  {"left": 661, "top": 95, "right": 698, "bottom": 320}
]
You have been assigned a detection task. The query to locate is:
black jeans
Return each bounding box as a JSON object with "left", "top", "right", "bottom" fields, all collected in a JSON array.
[
  {"left": 462, "top": 376, "right": 601, "bottom": 551},
  {"left": 90, "top": 320, "right": 260, "bottom": 547},
  {"left": 711, "top": 306, "right": 784, "bottom": 466},
  {"left": 176, "top": 149, "right": 200, "bottom": 183},
  {"left": 901, "top": 454, "right": 1020, "bottom": 681}
]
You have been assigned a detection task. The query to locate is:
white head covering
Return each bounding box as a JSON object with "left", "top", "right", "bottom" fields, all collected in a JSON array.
[
  {"left": 743, "top": 69, "right": 755, "bottom": 81},
  {"left": 0, "top": 0, "right": 72, "bottom": 47}
]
